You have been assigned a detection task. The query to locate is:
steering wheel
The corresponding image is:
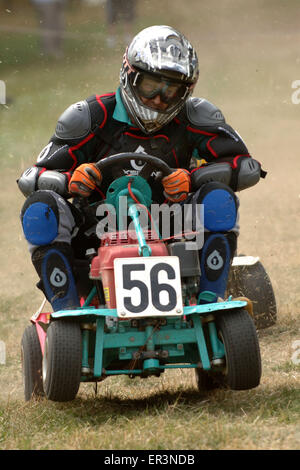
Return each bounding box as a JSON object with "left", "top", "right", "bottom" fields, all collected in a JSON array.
[{"left": 95, "top": 152, "right": 173, "bottom": 179}]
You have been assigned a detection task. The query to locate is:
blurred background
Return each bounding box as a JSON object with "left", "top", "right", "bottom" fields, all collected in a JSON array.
[{"left": 0, "top": 0, "right": 299, "bottom": 398}]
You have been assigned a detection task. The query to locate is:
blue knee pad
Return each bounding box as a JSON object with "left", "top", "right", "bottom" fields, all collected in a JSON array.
[
  {"left": 199, "top": 233, "right": 232, "bottom": 302},
  {"left": 198, "top": 183, "right": 237, "bottom": 232},
  {"left": 21, "top": 191, "right": 59, "bottom": 245}
]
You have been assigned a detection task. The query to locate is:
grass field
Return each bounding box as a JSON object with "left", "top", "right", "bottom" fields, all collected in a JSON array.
[{"left": 0, "top": 0, "right": 299, "bottom": 450}]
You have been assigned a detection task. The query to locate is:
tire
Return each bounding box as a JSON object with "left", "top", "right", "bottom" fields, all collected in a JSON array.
[
  {"left": 42, "top": 320, "right": 82, "bottom": 402},
  {"left": 216, "top": 309, "right": 262, "bottom": 390},
  {"left": 21, "top": 324, "right": 44, "bottom": 401},
  {"left": 226, "top": 259, "right": 277, "bottom": 329}
]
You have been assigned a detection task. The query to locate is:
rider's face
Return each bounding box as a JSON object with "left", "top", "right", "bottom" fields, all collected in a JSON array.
[
  {"left": 136, "top": 73, "right": 184, "bottom": 112},
  {"left": 140, "top": 94, "right": 169, "bottom": 111}
]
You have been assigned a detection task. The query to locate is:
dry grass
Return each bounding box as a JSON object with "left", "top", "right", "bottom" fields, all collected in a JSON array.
[{"left": 0, "top": 0, "right": 299, "bottom": 450}]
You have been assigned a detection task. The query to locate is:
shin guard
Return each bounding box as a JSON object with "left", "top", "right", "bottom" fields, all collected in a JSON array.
[
  {"left": 32, "top": 243, "right": 79, "bottom": 311},
  {"left": 198, "top": 232, "right": 237, "bottom": 302}
]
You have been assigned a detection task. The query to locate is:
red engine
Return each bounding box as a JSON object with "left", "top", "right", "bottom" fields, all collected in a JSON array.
[{"left": 89, "top": 230, "right": 168, "bottom": 308}]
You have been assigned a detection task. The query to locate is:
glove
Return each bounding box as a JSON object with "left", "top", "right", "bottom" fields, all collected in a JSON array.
[
  {"left": 68, "top": 163, "right": 102, "bottom": 197},
  {"left": 162, "top": 168, "right": 190, "bottom": 202}
]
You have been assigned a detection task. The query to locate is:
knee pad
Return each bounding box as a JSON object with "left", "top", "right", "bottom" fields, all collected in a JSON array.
[
  {"left": 32, "top": 243, "right": 79, "bottom": 311},
  {"left": 21, "top": 190, "right": 59, "bottom": 245},
  {"left": 195, "top": 182, "right": 238, "bottom": 232},
  {"left": 199, "top": 232, "right": 237, "bottom": 301}
]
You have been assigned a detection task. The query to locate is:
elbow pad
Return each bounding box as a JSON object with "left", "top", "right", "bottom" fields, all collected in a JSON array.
[
  {"left": 37, "top": 170, "right": 70, "bottom": 198},
  {"left": 235, "top": 157, "right": 261, "bottom": 191},
  {"left": 17, "top": 166, "right": 39, "bottom": 197},
  {"left": 191, "top": 163, "right": 232, "bottom": 190},
  {"left": 191, "top": 157, "right": 262, "bottom": 192},
  {"left": 17, "top": 167, "right": 69, "bottom": 198}
]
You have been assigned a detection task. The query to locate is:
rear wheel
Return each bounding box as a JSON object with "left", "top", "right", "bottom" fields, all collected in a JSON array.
[
  {"left": 42, "top": 321, "right": 82, "bottom": 402},
  {"left": 227, "top": 259, "right": 277, "bottom": 329},
  {"left": 216, "top": 309, "right": 261, "bottom": 390},
  {"left": 21, "top": 324, "right": 44, "bottom": 401}
]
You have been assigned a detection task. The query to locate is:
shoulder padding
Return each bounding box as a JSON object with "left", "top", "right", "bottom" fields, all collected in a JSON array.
[
  {"left": 55, "top": 100, "right": 91, "bottom": 140},
  {"left": 186, "top": 97, "right": 225, "bottom": 128}
]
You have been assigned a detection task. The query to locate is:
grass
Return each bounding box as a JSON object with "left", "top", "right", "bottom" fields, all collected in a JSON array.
[
  {"left": 1, "top": 375, "right": 299, "bottom": 450},
  {"left": 0, "top": 0, "right": 299, "bottom": 451}
]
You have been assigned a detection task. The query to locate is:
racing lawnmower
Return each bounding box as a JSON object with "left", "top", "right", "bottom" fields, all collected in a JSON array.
[{"left": 21, "top": 153, "right": 275, "bottom": 402}]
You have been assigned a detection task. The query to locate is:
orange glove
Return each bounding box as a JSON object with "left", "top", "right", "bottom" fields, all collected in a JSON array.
[
  {"left": 68, "top": 163, "right": 102, "bottom": 197},
  {"left": 162, "top": 168, "right": 190, "bottom": 202}
]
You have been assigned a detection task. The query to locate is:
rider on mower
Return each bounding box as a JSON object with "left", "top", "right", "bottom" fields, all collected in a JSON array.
[{"left": 18, "top": 25, "right": 265, "bottom": 312}]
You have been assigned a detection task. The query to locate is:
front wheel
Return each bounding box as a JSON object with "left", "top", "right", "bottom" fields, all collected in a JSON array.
[
  {"left": 216, "top": 309, "right": 261, "bottom": 390},
  {"left": 42, "top": 321, "right": 82, "bottom": 402}
]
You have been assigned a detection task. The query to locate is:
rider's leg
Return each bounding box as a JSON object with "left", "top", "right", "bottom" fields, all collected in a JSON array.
[
  {"left": 21, "top": 190, "right": 80, "bottom": 311},
  {"left": 186, "top": 182, "right": 239, "bottom": 302}
]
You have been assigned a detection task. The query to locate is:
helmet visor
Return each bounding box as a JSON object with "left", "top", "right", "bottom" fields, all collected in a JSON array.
[{"left": 134, "top": 72, "right": 189, "bottom": 108}]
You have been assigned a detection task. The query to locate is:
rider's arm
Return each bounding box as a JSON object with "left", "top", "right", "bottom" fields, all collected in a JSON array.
[
  {"left": 184, "top": 98, "right": 265, "bottom": 192},
  {"left": 17, "top": 96, "right": 107, "bottom": 198}
]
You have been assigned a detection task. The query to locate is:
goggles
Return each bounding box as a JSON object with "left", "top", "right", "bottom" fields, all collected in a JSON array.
[{"left": 134, "top": 72, "right": 189, "bottom": 106}]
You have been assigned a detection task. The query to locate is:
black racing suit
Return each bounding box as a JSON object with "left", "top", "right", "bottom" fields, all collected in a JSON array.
[{"left": 33, "top": 92, "right": 253, "bottom": 202}]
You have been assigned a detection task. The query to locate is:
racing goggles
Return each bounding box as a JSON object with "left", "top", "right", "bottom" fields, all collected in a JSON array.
[{"left": 134, "top": 72, "right": 189, "bottom": 106}]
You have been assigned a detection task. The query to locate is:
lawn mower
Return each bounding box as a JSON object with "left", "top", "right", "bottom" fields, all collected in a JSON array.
[{"left": 21, "top": 152, "right": 276, "bottom": 401}]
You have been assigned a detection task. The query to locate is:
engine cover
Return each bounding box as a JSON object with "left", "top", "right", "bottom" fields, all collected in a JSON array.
[{"left": 89, "top": 230, "right": 168, "bottom": 308}]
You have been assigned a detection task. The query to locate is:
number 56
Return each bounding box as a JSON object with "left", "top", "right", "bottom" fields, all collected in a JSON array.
[{"left": 122, "top": 263, "right": 178, "bottom": 314}]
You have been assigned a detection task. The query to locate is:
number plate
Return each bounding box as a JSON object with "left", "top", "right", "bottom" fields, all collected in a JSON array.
[{"left": 114, "top": 256, "right": 183, "bottom": 318}]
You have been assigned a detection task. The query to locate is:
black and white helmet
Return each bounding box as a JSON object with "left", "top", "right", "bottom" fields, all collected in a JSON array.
[{"left": 120, "top": 25, "right": 199, "bottom": 134}]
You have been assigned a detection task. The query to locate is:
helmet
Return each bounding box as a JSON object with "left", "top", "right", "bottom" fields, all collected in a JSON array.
[{"left": 120, "top": 25, "right": 199, "bottom": 134}]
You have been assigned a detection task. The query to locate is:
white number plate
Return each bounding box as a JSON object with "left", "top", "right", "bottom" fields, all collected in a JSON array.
[{"left": 114, "top": 256, "right": 183, "bottom": 318}]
